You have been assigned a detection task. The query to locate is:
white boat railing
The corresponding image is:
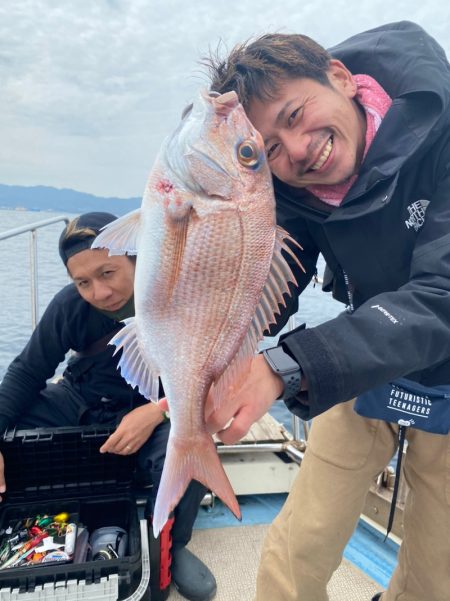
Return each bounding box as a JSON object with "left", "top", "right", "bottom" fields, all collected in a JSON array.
[
  {"left": 0, "top": 216, "right": 70, "bottom": 329},
  {"left": 217, "top": 440, "right": 305, "bottom": 463}
]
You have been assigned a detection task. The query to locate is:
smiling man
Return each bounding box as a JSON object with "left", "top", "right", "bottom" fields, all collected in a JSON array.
[
  {"left": 248, "top": 68, "right": 367, "bottom": 189},
  {"left": 0, "top": 212, "right": 217, "bottom": 601},
  {"left": 205, "top": 21, "right": 450, "bottom": 601}
]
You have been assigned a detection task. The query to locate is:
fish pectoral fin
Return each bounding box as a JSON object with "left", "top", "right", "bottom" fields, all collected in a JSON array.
[
  {"left": 92, "top": 208, "right": 141, "bottom": 255},
  {"left": 165, "top": 211, "right": 191, "bottom": 300},
  {"left": 110, "top": 318, "right": 160, "bottom": 401},
  {"left": 152, "top": 432, "right": 240, "bottom": 537}
]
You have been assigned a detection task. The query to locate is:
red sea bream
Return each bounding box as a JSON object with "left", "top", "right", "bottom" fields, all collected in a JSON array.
[{"left": 93, "top": 89, "right": 303, "bottom": 535}]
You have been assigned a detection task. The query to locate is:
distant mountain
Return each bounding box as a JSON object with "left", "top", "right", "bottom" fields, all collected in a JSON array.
[{"left": 0, "top": 184, "right": 141, "bottom": 216}]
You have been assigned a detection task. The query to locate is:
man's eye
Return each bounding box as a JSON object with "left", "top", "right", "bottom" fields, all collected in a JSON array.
[
  {"left": 77, "top": 281, "right": 88, "bottom": 288},
  {"left": 267, "top": 143, "right": 280, "bottom": 159},
  {"left": 102, "top": 270, "right": 114, "bottom": 278},
  {"left": 288, "top": 108, "right": 300, "bottom": 126}
]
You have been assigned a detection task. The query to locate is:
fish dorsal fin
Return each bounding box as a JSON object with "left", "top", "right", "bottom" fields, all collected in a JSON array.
[
  {"left": 109, "top": 318, "right": 160, "bottom": 401},
  {"left": 92, "top": 208, "right": 141, "bottom": 255},
  {"left": 268, "top": 225, "right": 304, "bottom": 308},
  {"left": 210, "top": 226, "right": 304, "bottom": 411}
]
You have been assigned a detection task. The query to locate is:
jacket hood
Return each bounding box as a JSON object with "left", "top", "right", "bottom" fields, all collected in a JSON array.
[
  {"left": 329, "top": 21, "right": 450, "bottom": 198},
  {"left": 330, "top": 21, "right": 450, "bottom": 103}
]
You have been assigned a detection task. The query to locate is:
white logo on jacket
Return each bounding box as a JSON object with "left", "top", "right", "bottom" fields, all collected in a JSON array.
[
  {"left": 405, "top": 199, "right": 430, "bottom": 231},
  {"left": 371, "top": 304, "right": 399, "bottom": 324}
]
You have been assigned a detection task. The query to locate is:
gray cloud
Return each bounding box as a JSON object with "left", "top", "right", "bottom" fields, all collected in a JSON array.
[{"left": 1, "top": 0, "right": 449, "bottom": 196}]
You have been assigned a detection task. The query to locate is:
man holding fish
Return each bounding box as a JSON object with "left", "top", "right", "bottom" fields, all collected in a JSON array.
[{"left": 201, "top": 20, "right": 450, "bottom": 601}]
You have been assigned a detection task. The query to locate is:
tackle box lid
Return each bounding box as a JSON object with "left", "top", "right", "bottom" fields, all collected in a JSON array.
[{"left": 0, "top": 426, "right": 137, "bottom": 502}]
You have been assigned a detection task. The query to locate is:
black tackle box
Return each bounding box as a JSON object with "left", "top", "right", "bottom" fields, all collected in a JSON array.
[{"left": 0, "top": 426, "right": 165, "bottom": 601}]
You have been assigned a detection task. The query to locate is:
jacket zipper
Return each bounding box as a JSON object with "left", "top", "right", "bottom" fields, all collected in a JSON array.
[{"left": 342, "top": 269, "right": 354, "bottom": 314}]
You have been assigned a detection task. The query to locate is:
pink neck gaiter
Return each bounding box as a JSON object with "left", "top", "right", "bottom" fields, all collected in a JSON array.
[{"left": 306, "top": 74, "right": 392, "bottom": 207}]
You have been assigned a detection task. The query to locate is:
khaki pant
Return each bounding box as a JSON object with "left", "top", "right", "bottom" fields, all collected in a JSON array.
[{"left": 255, "top": 400, "right": 450, "bottom": 601}]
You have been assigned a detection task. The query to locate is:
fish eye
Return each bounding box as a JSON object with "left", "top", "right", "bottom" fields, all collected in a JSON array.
[{"left": 237, "top": 140, "right": 260, "bottom": 168}]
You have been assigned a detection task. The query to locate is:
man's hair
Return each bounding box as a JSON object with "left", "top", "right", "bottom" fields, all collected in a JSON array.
[
  {"left": 206, "top": 33, "right": 332, "bottom": 111},
  {"left": 59, "top": 212, "right": 117, "bottom": 266},
  {"left": 63, "top": 219, "right": 97, "bottom": 242}
]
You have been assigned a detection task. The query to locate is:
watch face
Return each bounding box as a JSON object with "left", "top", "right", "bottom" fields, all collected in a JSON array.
[
  {"left": 263, "top": 346, "right": 302, "bottom": 402},
  {"left": 264, "top": 346, "right": 300, "bottom": 375}
]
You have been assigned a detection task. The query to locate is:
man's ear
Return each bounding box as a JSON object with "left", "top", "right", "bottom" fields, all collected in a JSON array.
[{"left": 327, "top": 59, "right": 357, "bottom": 98}]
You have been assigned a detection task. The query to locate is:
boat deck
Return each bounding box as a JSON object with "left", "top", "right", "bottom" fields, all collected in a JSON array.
[
  {"left": 168, "top": 522, "right": 381, "bottom": 600},
  {"left": 165, "top": 414, "right": 395, "bottom": 600}
]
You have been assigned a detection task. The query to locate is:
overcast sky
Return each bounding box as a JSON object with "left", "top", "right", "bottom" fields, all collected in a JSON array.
[{"left": 1, "top": 0, "right": 449, "bottom": 198}]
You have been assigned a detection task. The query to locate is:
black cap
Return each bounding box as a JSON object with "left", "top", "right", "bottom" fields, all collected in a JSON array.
[{"left": 59, "top": 212, "right": 117, "bottom": 266}]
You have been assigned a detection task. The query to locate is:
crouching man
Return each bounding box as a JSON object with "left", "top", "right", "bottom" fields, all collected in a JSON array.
[{"left": 0, "top": 212, "right": 217, "bottom": 601}]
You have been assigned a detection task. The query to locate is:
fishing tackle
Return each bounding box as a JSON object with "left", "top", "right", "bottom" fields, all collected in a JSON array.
[
  {"left": 53, "top": 513, "right": 70, "bottom": 523},
  {"left": 0, "top": 532, "right": 48, "bottom": 570},
  {"left": 36, "top": 516, "right": 53, "bottom": 528}
]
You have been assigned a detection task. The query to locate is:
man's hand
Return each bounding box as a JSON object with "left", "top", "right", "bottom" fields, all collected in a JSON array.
[
  {"left": 206, "top": 353, "right": 284, "bottom": 445},
  {"left": 0, "top": 452, "right": 6, "bottom": 502},
  {"left": 99, "top": 403, "right": 165, "bottom": 455}
]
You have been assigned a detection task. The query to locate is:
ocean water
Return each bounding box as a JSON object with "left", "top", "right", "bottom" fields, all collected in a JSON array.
[
  {"left": 0, "top": 209, "right": 78, "bottom": 378},
  {"left": 0, "top": 208, "right": 342, "bottom": 430}
]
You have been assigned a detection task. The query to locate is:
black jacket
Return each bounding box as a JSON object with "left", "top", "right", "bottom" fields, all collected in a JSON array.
[
  {"left": 0, "top": 284, "right": 146, "bottom": 431},
  {"left": 273, "top": 21, "right": 450, "bottom": 419}
]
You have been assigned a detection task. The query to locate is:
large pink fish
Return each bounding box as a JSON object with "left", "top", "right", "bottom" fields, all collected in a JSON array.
[{"left": 93, "top": 89, "right": 303, "bottom": 536}]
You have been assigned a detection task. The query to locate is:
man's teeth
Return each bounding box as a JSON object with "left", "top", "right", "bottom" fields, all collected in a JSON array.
[{"left": 310, "top": 137, "right": 333, "bottom": 171}]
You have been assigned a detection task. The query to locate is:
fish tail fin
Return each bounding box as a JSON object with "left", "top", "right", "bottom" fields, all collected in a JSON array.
[{"left": 152, "top": 432, "right": 240, "bottom": 537}]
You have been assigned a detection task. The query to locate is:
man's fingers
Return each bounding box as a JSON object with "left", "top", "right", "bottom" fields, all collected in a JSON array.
[
  {"left": 214, "top": 405, "right": 255, "bottom": 445},
  {"left": 205, "top": 391, "right": 244, "bottom": 434},
  {"left": 206, "top": 409, "right": 232, "bottom": 435},
  {"left": 100, "top": 432, "right": 137, "bottom": 455},
  {"left": 100, "top": 432, "right": 120, "bottom": 453},
  {"left": 157, "top": 397, "right": 169, "bottom": 412},
  {"left": 121, "top": 442, "right": 135, "bottom": 454}
]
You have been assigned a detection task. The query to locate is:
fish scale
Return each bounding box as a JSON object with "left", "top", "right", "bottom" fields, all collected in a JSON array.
[{"left": 92, "top": 88, "right": 303, "bottom": 536}]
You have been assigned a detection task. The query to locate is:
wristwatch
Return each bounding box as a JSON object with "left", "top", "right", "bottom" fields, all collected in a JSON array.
[{"left": 262, "top": 345, "right": 302, "bottom": 401}]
